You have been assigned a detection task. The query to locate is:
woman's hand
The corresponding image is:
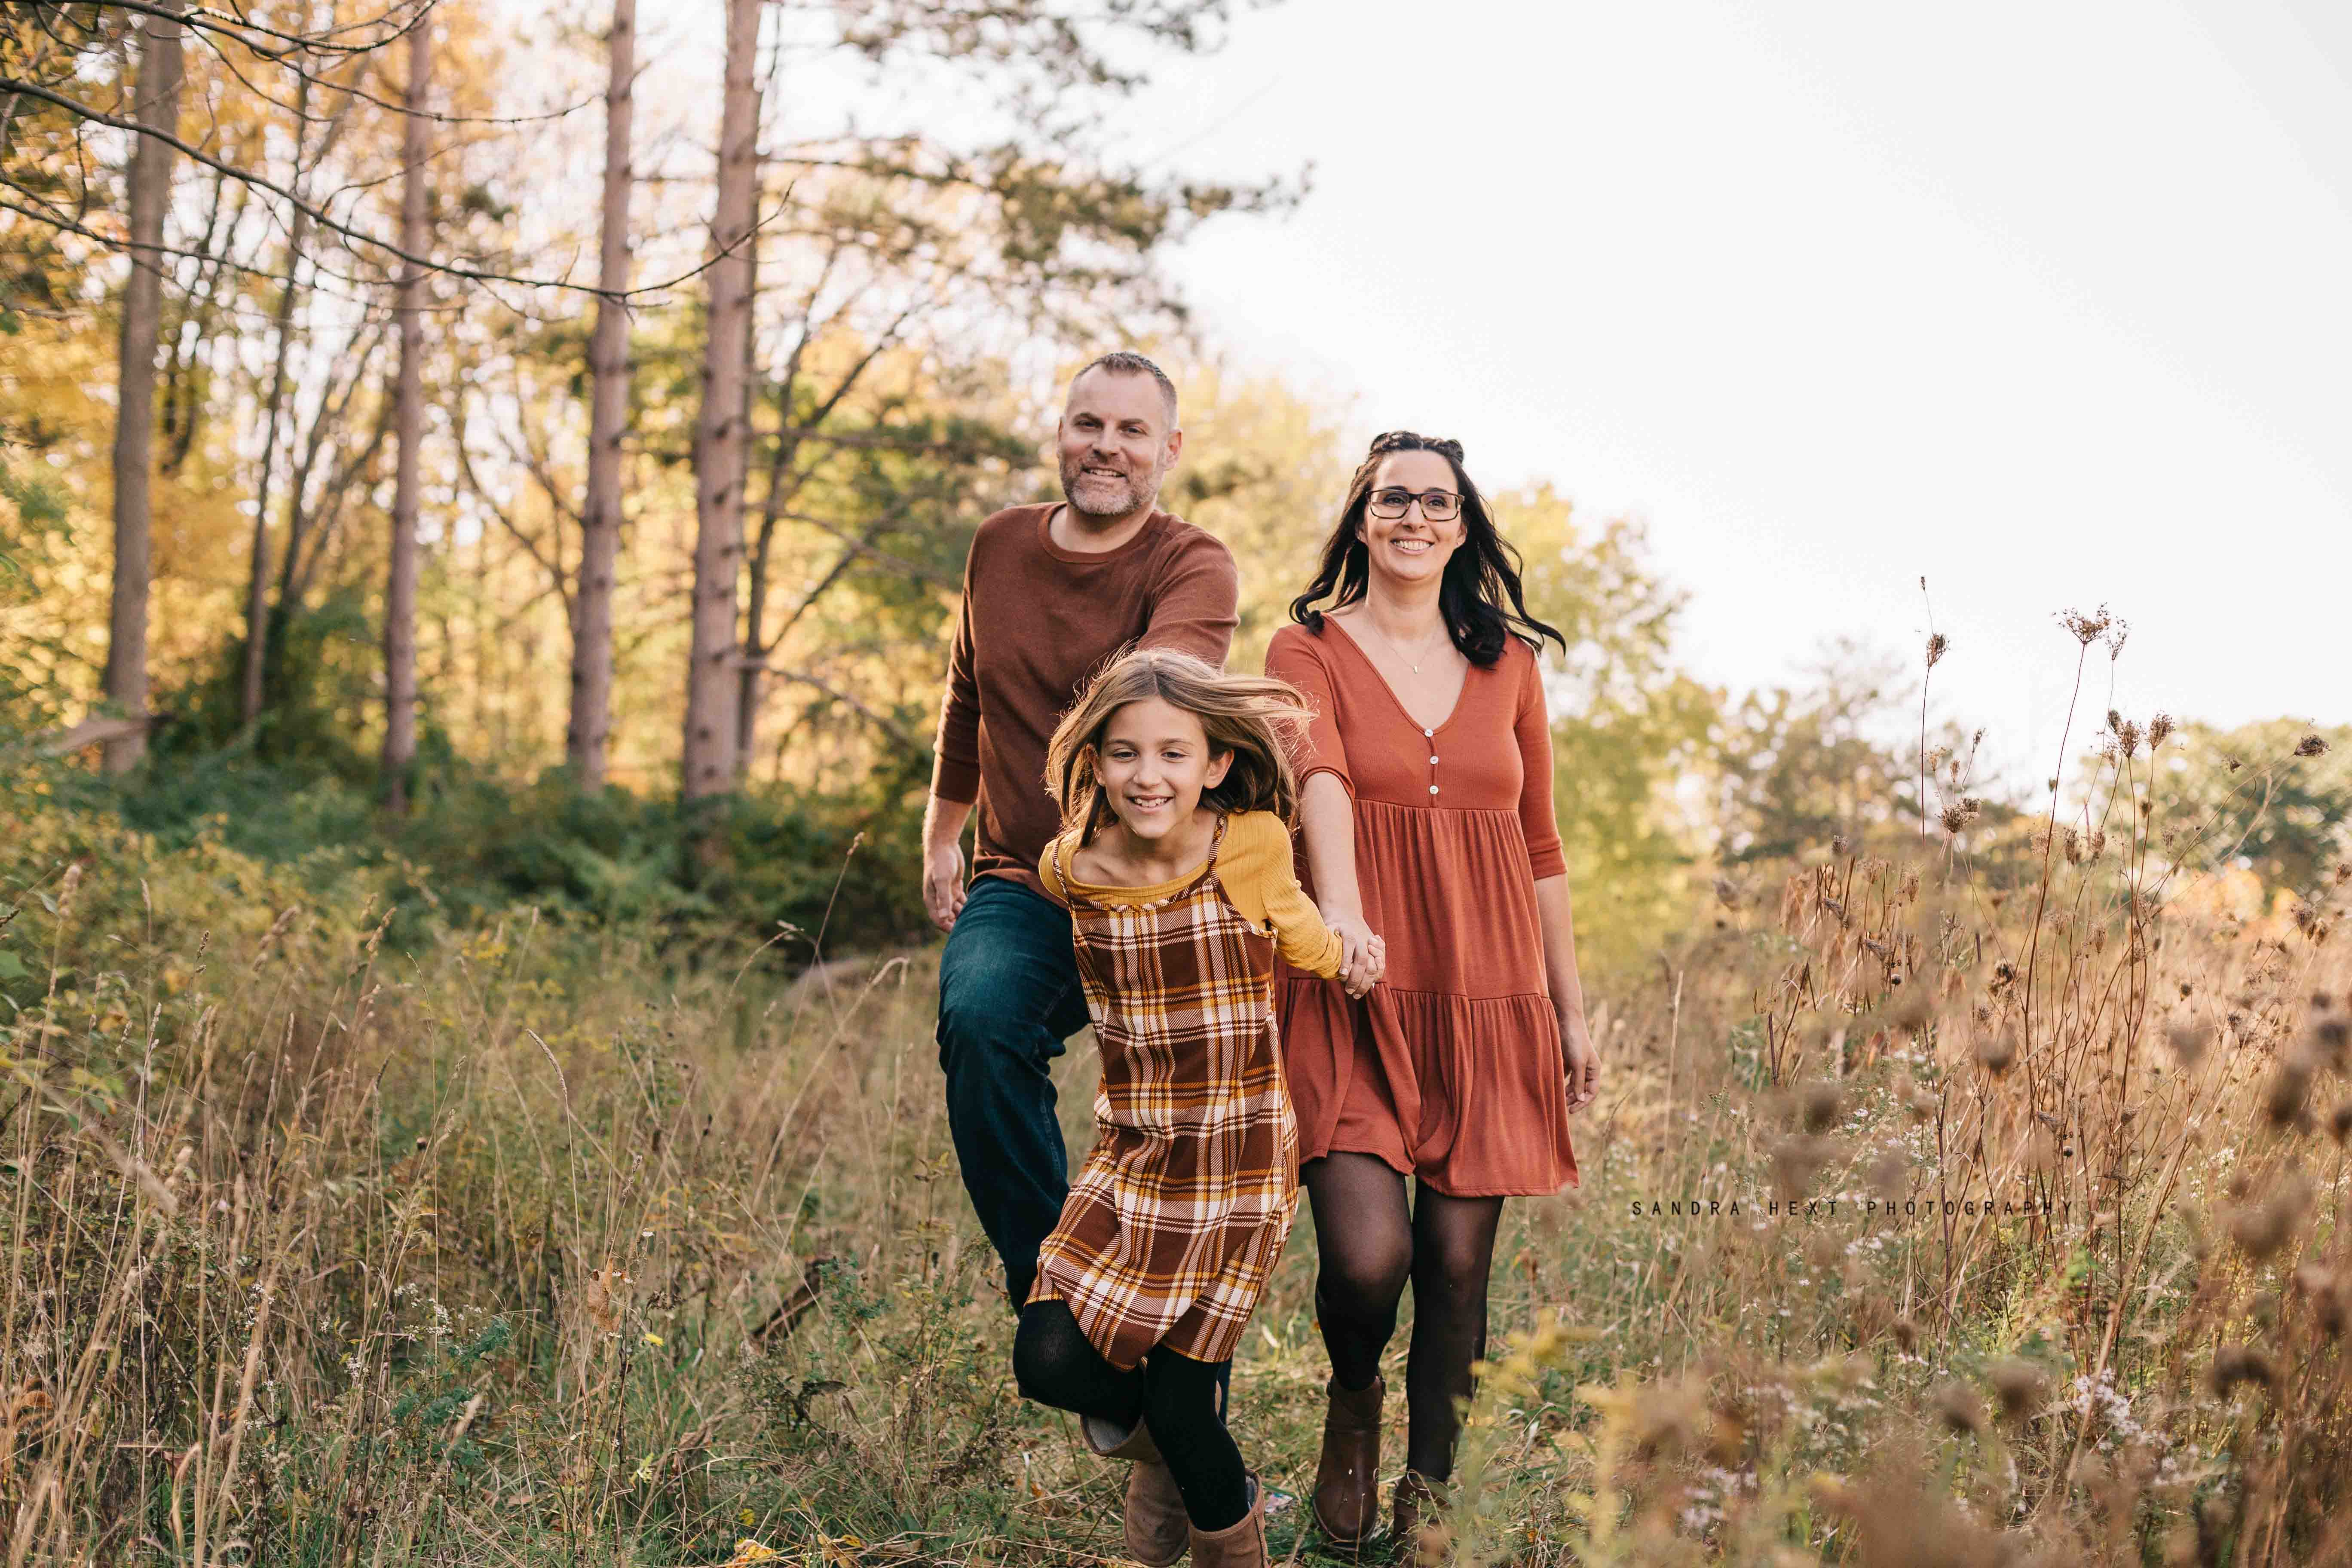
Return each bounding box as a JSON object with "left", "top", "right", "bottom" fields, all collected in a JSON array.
[
  {"left": 1323, "top": 909, "right": 1377, "bottom": 993},
  {"left": 1324, "top": 909, "right": 1372, "bottom": 976},
  {"left": 1342, "top": 933, "right": 1387, "bottom": 999},
  {"left": 1561, "top": 1006, "right": 1599, "bottom": 1112}
]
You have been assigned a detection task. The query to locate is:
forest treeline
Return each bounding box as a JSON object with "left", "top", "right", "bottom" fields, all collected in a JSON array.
[{"left": 2, "top": 0, "right": 2343, "bottom": 968}]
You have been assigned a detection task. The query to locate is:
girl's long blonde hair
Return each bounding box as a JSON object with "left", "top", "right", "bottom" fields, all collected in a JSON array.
[{"left": 1044, "top": 647, "right": 1316, "bottom": 841}]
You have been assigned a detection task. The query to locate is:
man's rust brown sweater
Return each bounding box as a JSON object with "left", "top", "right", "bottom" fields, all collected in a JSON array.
[{"left": 932, "top": 502, "right": 1238, "bottom": 899}]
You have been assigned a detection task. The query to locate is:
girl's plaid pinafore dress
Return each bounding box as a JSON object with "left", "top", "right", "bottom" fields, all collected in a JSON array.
[{"left": 1030, "top": 815, "right": 1302, "bottom": 1369}]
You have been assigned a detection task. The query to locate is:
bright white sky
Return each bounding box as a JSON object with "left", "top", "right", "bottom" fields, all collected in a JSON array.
[{"left": 1118, "top": 0, "right": 2351, "bottom": 789}]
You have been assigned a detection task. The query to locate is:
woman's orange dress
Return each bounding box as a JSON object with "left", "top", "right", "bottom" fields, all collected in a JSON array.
[{"left": 1265, "top": 618, "right": 1580, "bottom": 1197}]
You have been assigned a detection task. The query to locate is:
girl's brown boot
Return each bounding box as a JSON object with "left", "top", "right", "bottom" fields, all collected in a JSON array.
[
  {"left": 1310, "top": 1374, "right": 1386, "bottom": 1546},
  {"left": 1188, "top": 1476, "right": 1268, "bottom": 1568},
  {"left": 1081, "top": 1414, "right": 1187, "bottom": 1567}
]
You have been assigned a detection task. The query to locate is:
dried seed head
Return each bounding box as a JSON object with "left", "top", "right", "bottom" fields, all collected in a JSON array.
[
  {"left": 1976, "top": 1029, "right": 2017, "bottom": 1077},
  {"left": 2167, "top": 1022, "right": 2211, "bottom": 1067},
  {"left": 1891, "top": 1317, "right": 1920, "bottom": 1354},
  {"left": 1934, "top": 1382, "right": 1986, "bottom": 1437},
  {"left": 1939, "top": 798, "right": 1983, "bottom": 834},
  {"left": 1988, "top": 1359, "right": 2047, "bottom": 1423},
  {"left": 2064, "top": 826, "right": 2085, "bottom": 865},
  {"left": 2265, "top": 1057, "right": 2316, "bottom": 1130},
  {"left": 1926, "top": 631, "right": 1950, "bottom": 668},
  {"left": 2296, "top": 734, "right": 2330, "bottom": 759},
  {"left": 1770, "top": 1134, "right": 1834, "bottom": 1201},
  {"left": 2116, "top": 719, "right": 2143, "bottom": 757},
  {"left": 2060, "top": 605, "right": 2114, "bottom": 646},
  {"left": 2329, "top": 1103, "right": 2352, "bottom": 1145},
  {"left": 2226, "top": 1167, "right": 2313, "bottom": 1260},
  {"left": 2148, "top": 712, "right": 2175, "bottom": 749},
  {"left": 2296, "top": 1263, "right": 2348, "bottom": 1337},
  {"left": 1801, "top": 1082, "right": 1844, "bottom": 1134},
  {"left": 2208, "top": 1344, "right": 2279, "bottom": 1398}
]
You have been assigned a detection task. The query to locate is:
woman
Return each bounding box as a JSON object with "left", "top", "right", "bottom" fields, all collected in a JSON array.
[{"left": 1264, "top": 430, "right": 1601, "bottom": 1552}]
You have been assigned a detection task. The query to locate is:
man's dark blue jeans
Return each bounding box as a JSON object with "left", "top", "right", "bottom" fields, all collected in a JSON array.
[{"left": 937, "top": 874, "right": 1091, "bottom": 1311}]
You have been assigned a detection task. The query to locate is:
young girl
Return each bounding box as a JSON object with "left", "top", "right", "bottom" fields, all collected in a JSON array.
[{"left": 1013, "top": 648, "right": 1384, "bottom": 1568}]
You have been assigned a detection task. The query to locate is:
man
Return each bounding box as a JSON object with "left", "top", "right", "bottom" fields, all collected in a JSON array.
[{"left": 928, "top": 351, "right": 1238, "bottom": 1311}]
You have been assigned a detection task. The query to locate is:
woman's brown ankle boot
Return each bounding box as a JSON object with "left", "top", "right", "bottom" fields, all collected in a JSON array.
[
  {"left": 1310, "top": 1374, "right": 1386, "bottom": 1545},
  {"left": 1188, "top": 1476, "right": 1268, "bottom": 1568},
  {"left": 1390, "top": 1470, "right": 1448, "bottom": 1565}
]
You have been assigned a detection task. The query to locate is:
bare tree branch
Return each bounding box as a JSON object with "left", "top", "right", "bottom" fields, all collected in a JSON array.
[{"left": 0, "top": 70, "right": 791, "bottom": 301}]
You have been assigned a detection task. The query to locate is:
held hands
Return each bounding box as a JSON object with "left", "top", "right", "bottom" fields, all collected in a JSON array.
[
  {"left": 923, "top": 842, "right": 967, "bottom": 933},
  {"left": 1324, "top": 910, "right": 1387, "bottom": 998}
]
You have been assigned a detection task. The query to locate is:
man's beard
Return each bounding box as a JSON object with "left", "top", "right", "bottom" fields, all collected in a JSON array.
[{"left": 1059, "top": 455, "right": 1159, "bottom": 519}]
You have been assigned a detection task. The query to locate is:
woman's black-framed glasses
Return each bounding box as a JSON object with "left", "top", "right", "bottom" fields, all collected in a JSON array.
[{"left": 1366, "top": 486, "right": 1463, "bottom": 521}]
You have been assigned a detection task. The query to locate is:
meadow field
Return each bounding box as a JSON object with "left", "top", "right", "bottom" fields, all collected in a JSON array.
[
  {"left": 3, "top": 717, "right": 2346, "bottom": 1568},
  {"left": 11, "top": 5, "right": 2350, "bottom": 1562}
]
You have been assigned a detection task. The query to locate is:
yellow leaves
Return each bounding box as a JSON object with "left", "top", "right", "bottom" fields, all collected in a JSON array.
[
  {"left": 724, "top": 1542, "right": 781, "bottom": 1567},
  {"left": 641, "top": 1332, "right": 664, "bottom": 1347}
]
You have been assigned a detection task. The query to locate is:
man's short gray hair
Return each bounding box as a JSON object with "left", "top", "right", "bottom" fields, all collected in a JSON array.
[{"left": 1072, "top": 351, "right": 1178, "bottom": 424}]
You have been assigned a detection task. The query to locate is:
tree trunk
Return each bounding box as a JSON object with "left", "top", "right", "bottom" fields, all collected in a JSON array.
[
  {"left": 680, "top": 0, "right": 763, "bottom": 808},
  {"left": 240, "top": 81, "right": 313, "bottom": 729},
  {"left": 100, "top": 0, "right": 187, "bottom": 774},
  {"left": 736, "top": 376, "right": 796, "bottom": 781},
  {"left": 380, "top": 17, "right": 432, "bottom": 812},
  {"left": 567, "top": 0, "right": 637, "bottom": 789}
]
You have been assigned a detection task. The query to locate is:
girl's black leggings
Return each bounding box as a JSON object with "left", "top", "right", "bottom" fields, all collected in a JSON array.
[{"left": 1012, "top": 1299, "right": 1249, "bottom": 1533}]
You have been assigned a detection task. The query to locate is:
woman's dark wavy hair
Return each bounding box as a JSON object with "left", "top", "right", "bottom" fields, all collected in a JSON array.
[{"left": 1288, "top": 431, "right": 1566, "bottom": 668}]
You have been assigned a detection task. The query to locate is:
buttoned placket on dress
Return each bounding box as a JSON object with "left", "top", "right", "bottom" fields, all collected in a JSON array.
[{"left": 1425, "top": 726, "right": 1440, "bottom": 797}]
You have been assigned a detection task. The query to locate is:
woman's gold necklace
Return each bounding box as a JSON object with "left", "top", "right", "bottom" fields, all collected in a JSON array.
[{"left": 1363, "top": 611, "right": 1449, "bottom": 676}]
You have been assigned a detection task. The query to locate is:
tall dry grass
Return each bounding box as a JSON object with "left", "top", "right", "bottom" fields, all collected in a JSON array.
[{"left": 1, "top": 643, "right": 2346, "bottom": 1565}]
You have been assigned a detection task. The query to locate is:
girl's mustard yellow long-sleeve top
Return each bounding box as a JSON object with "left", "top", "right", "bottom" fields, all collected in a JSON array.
[{"left": 1038, "top": 809, "right": 1344, "bottom": 979}]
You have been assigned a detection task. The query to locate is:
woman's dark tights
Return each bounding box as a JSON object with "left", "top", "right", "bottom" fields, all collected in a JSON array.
[
  {"left": 1012, "top": 1300, "right": 1250, "bottom": 1531},
  {"left": 1304, "top": 1152, "right": 1506, "bottom": 1482}
]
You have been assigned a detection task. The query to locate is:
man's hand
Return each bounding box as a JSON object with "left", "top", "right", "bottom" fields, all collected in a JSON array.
[
  {"left": 1561, "top": 1007, "right": 1600, "bottom": 1112},
  {"left": 921, "top": 793, "right": 974, "bottom": 934},
  {"left": 924, "top": 841, "right": 967, "bottom": 933}
]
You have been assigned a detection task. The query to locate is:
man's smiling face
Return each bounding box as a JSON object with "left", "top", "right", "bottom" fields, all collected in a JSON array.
[{"left": 1056, "top": 367, "right": 1181, "bottom": 521}]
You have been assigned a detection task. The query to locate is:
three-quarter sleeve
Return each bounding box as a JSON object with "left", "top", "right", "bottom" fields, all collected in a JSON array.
[
  {"left": 1513, "top": 649, "right": 1568, "bottom": 880},
  {"left": 1265, "top": 627, "right": 1352, "bottom": 799},
  {"left": 1217, "top": 812, "right": 1344, "bottom": 977}
]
